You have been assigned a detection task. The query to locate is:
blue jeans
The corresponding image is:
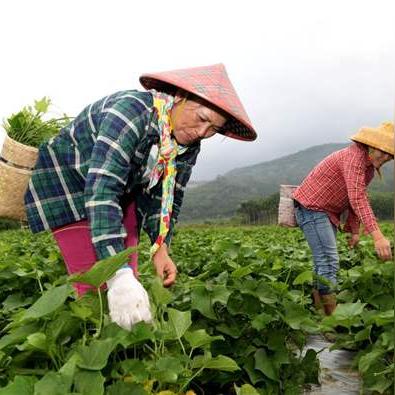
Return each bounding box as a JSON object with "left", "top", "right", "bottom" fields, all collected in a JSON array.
[{"left": 295, "top": 204, "right": 339, "bottom": 295}]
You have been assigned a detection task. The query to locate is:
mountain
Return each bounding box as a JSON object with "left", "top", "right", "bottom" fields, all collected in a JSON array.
[{"left": 180, "top": 143, "right": 394, "bottom": 221}]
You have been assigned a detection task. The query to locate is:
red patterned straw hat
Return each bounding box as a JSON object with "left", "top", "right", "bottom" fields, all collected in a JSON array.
[{"left": 140, "top": 63, "right": 257, "bottom": 141}]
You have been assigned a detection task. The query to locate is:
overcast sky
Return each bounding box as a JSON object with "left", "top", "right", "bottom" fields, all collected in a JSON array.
[{"left": 0, "top": 0, "right": 394, "bottom": 180}]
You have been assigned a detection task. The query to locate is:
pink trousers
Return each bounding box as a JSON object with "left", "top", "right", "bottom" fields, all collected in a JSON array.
[{"left": 52, "top": 202, "right": 139, "bottom": 296}]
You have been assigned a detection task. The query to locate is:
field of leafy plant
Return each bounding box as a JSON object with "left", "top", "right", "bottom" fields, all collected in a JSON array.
[{"left": 0, "top": 223, "right": 393, "bottom": 395}]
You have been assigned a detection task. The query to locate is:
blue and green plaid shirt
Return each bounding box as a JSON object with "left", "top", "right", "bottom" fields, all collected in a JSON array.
[{"left": 25, "top": 90, "right": 200, "bottom": 260}]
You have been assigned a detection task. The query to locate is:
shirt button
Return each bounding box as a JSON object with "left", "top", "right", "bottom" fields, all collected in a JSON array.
[{"left": 145, "top": 125, "right": 149, "bottom": 130}]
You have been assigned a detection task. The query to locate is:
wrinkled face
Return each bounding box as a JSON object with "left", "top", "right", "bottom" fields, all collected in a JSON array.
[
  {"left": 369, "top": 148, "right": 393, "bottom": 169},
  {"left": 170, "top": 96, "right": 227, "bottom": 146}
]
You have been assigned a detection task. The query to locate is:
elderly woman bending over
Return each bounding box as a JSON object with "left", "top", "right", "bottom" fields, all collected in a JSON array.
[
  {"left": 24, "top": 64, "right": 257, "bottom": 329},
  {"left": 293, "top": 123, "right": 393, "bottom": 315}
]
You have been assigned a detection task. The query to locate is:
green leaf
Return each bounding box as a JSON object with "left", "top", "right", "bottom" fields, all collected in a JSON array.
[
  {"left": 20, "top": 332, "right": 47, "bottom": 352},
  {"left": 205, "top": 355, "right": 240, "bottom": 371},
  {"left": 192, "top": 354, "right": 240, "bottom": 372},
  {"left": 251, "top": 312, "right": 275, "bottom": 330},
  {"left": 231, "top": 265, "right": 253, "bottom": 278},
  {"left": 358, "top": 347, "right": 386, "bottom": 373},
  {"left": 105, "top": 382, "right": 148, "bottom": 395},
  {"left": 165, "top": 308, "right": 192, "bottom": 340},
  {"left": 272, "top": 258, "right": 283, "bottom": 271},
  {"left": 76, "top": 338, "right": 117, "bottom": 370},
  {"left": 125, "top": 322, "right": 155, "bottom": 347},
  {"left": 283, "top": 300, "right": 316, "bottom": 331},
  {"left": 212, "top": 239, "right": 239, "bottom": 259},
  {"left": 59, "top": 354, "right": 80, "bottom": 389},
  {"left": 69, "top": 301, "right": 93, "bottom": 321},
  {"left": 372, "top": 310, "right": 394, "bottom": 327},
  {"left": 300, "top": 349, "right": 320, "bottom": 384},
  {"left": 333, "top": 302, "right": 366, "bottom": 320},
  {"left": 243, "top": 355, "right": 264, "bottom": 385},
  {"left": 254, "top": 348, "right": 279, "bottom": 381},
  {"left": 34, "top": 372, "right": 70, "bottom": 395},
  {"left": 74, "top": 370, "right": 105, "bottom": 395},
  {"left": 0, "top": 323, "right": 40, "bottom": 350},
  {"left": 267, "top": 332, "right": 290, "bottom": 367},
  {"left": 100, "top": 323, "right": 129, "bottom": 347},
  {"left": 46, "top": 311, "right": 80, "bottom": 344},
  {"left": 191, "top": 286, "right": 216, "bottom": 319},
  {"left": 20, "top": 284, "right": 71, "bottom": 322},
  {"left": 211, "top": 285, "right": 231, "bottom": 305},
  {"left": 2, "top": 293, "right": 32, "bottom": 313},
  {"left": 227, "top": 292, "right": 261, "bottom": 317},
  {"left": 184, "top": 329, "right": 224, "bottom": 349},
  {"left": 34, "top": 97, "right": 51, "bottom": 113},
  {"left": 364, "top": 375, "right": 393, "bottom": 394},
  {"left": 0, "top": 376, "right": 37, "bottom": 395},
  {"left": 380, "top": 330, "right": 394, "bottom": 350},
  {"left": 152, "top": 356, "right": 184, "bottom": 383},
  {"left": 119, "top": 359, "right": 149, "bottom": 383},
  {"left": 354, "top": 326, "right": 372, "bottom": 342},
  {"left": 69, "top": 247, "right": 135, "bottom": 287},
  {"left": 149, "top": 276, "right": 172, "bottom": 306},
  {"left": 215, "top": 322, "right": 242, "bottom": 338},
  {"left": 293, "top": 270, "right": 312, "bottom": 285},
  {"left": 255, "top": 282, "right": 278, "bottom": 304},
  {"left": 234, "top": 383, "right": 260, "bottom": 395}
]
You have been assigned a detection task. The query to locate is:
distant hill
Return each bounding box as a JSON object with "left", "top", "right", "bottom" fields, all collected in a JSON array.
[{"left": 180, "top": 143, "right": 394, "bottom": 221}]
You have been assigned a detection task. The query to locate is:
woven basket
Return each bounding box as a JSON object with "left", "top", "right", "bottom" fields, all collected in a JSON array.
[
  {"left": 278, "top": 184, "right": 298, "bottom": 227},
  {"left": 0, "top": 135, "right": 39, "bottom": 220}
]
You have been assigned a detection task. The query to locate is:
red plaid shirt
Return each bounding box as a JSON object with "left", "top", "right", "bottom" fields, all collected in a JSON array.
[{"left": 293, "top": 143, "right": 377, "bottom": 234}]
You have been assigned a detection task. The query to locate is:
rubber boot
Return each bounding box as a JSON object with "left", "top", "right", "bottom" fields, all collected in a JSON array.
[
  {"left": 321, "top": 293, "right": 336, "bottom": 316},
  {"left": 311, "top": 289, "right": 322, "bottom": 310}
]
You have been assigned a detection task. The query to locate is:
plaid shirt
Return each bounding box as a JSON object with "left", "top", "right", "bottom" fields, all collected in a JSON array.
[
  {"left": 25, "top": 90, "right": 200, "bottom": 260},
  {"left": 293, "top": 143, "right": 377, "bottom": 234}
]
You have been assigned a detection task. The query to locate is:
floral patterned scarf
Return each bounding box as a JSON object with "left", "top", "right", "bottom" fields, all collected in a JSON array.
[{"left": 149, "top": 91, "right": 187, "bottom": 257}]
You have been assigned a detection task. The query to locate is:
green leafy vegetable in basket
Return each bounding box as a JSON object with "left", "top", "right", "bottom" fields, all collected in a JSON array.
[{"left": 3, "top": 97, "right": 71, "bottom": 147}]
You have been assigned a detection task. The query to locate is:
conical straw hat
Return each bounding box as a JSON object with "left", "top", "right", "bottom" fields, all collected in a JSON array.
[
  {"left": 350, "top": 122, "right": 394, "bottom": 156},
  {"left": 140, "top": 64, "right": 257, "bottom": 141}
]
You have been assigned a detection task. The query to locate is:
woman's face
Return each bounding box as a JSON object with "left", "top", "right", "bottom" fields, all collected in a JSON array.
[
  {"left": 369, "top": 148, "right": 393, "bottom": 169},
  {"left": 170, "top": 96, "right": 227, "bottom": 145}
]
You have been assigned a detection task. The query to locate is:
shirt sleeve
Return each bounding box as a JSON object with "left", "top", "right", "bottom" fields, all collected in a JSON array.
[
  {"left": 84, "top": 100, "right": 148, "bottom": 260},
  {"left": 343, "top": 153, "right": 378, "bottom": 234}
]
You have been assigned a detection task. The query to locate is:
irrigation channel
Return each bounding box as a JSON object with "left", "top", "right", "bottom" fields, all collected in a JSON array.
[{"left": 304, "top": 335, "right": 360, "bottom": 395}]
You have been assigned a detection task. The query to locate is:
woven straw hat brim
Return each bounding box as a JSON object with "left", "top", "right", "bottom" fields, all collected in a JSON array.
[
  {"left": 350, "top": 123, "right": 394, "bottom": 156},
  {"left": 140, "top": 64, "right": 257, "bottom": 142}
]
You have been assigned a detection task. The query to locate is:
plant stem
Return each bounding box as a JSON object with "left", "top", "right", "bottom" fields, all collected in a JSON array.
[
  {"left": 180, "top": 366, "right": 205, "bottom": 393},
  {"left": 143, "top": 343, "right": 159, "bottom": 358},
  {"left": 36, "top": 271, "right": 44, "bottom": 294},
  {"left": 94, "top": 288, "right": 103, "bottom": 338},
  {"left": 177, "top": 337, "right": 187, "bottom": 357}
]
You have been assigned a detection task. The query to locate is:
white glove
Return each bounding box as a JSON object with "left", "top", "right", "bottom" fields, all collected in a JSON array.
[{"left": 106, "top": 267, "right": 153, "bottom": 330}]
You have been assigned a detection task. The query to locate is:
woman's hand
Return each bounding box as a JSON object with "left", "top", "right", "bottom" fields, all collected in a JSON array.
[
  {"left": 152, "top": 243, "right": 177, "bottom": 287},
  {"left": 374, "top": 237, "right": 392, "bottom": 261},
  {"left": 348, "top": 233, "right": 360, "bottom": 249},
  {"left": 371, "top": 230, "right": 393, "bottom": 261}
]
